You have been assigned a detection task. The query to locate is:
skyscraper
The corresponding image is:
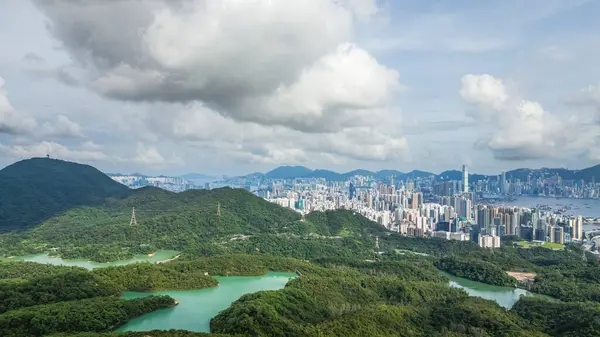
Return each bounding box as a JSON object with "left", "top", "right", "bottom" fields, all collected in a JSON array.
[
  {"left": 574, "top": 216, "right": 583, "bottom": 240},
  {"left": 500, "top": 171, "right": 507, "bottom": 195},
  {"left": 348, "top": 182, "right": 356, "bottom": 200},
  {"left": 462, "top": 165, "right": 469, "bottom": 193},
  {"left": 411, "top": 192, "right": 423, "bottom": 209}
]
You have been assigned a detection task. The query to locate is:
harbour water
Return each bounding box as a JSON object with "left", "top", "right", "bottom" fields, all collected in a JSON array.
[
  {"left": 496, "top": 196, "right": 600, "bottom": 218},
  {"left": 116, "top": 272, "right": 296, "bottom": 332}
]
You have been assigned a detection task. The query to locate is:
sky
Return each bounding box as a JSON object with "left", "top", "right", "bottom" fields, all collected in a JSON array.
[{"left": 1, "top": 0, "right": 600, "bottom": 176}]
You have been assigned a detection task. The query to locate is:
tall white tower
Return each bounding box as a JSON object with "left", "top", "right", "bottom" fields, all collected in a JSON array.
[{"left": 462, "top": 165, "right": 469, "bottom": 193}]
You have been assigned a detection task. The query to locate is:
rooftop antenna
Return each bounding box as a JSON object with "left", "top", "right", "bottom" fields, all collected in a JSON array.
[{"left": 129, "top": 207, "right": 138, "bottom": 226}]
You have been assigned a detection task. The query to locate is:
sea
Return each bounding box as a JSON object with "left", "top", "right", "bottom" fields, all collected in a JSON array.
[{"left": 487, "top": 195, "right": 600, "bottom": 231}]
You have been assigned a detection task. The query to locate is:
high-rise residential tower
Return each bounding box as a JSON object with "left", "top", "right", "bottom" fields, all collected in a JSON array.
[
  {"left": 500, "top": 171, "right": 507, "bottom": 194},
  {"left": 462, "top": 165, "right": 468, "bottom": 193},
  {"left": 574, "top": 216, "right": 583, "bottom": 240}
]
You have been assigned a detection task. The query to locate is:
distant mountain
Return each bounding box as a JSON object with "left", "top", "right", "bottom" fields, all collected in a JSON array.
[
  {"left": 256, "top": 166, "right": 410, "bottom": 181},
  {"left": 437, "top": 170, "right": 487, "bottom": 182},
  {"left": 404, "top": 170, "right": 435, "bottom": 179},
  {"left": 0, "top": 158, "right": 131, "bottom": 232},
  {"left": 305, "top": 169, "right": 346, "bottom": 181},
  {"left": 346, "top": 169, "right": 376, "bottom": 177},
  {"left": 265, "top": 165, "right": 313, "bottom": 179},
  {"left": 375, "top": 170, "right": 405, "bottom": 179},
  {"left": 239, "top": 164, "right": 600, "bottom": 183},
  {"left": 574, "top": 164, "right": 600, "bottom": 182}
]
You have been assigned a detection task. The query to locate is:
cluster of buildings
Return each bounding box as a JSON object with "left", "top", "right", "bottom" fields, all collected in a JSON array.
[
  {"left": 108, "top": 165, "right": 595, "bottom": 249},
  {"left": 465, "top": 169, "right": 599, "bottom": 199},
  {"left": 108, "top": 174, "right": 198, "bottom": 192},
  {"left": 264, "top": 165, "right": 593, "bottom": 249}
]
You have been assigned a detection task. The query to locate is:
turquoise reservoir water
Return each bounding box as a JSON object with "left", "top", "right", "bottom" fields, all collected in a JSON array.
[
  {"left": 116, "top": 272, "right": 296, "bottom": 332},
  {"left": 3, "top": 251, "right": 544, "bottom": 330},
  {"left": 0, "top": 250, "right": 180, "bottom": 269},
  {"left": 442, "top": 271, "right": 549, "bottom": 308}
]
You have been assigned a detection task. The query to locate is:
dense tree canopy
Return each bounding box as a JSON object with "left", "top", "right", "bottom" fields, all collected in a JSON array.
[
  {"left": 512, "top": 297, "right": 600, "bottom": 337},
  {"left": 0, "top": 158, "right": 131, "bottom": 232},
  {"left": 435, "top": 257, "right": 516, "bottom": 287},
  {"left": 0, "top": 296, "right": 176, "bottom": 337},
  {"left": 0, "top": 270, "right": 120, "bottom": 313}
]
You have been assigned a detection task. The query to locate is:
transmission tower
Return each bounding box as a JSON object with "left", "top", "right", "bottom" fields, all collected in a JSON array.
[
  {"left": 375, "top": 236, "right": 380, "bottom": 250},
  {"left": 217, "top": 202, "right": 221, "bottom": 217},
  {"left": 129, "top": 207, "right": 138, "bottom": 226}
]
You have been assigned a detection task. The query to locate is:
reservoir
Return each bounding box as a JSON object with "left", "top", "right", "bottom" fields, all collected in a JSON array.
[
  {"left": 116, "top": 272, "right": 296, "bottom": 333},
  {"left": 442, "top": 271, "right": 543, "bottom": 308},
  {"left": 4, "top": 252, "right": 544, "bottom": 330},
  {"left": 1, "top": 250, "right": 180, "bottom": 269}
]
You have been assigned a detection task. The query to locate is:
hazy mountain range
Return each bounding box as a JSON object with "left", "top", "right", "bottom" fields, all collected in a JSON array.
[{"left": 239, "top": 165, "right": 600, "bottom": 183}]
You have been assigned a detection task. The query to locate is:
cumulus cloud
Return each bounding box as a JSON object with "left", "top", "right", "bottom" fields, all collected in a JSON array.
[
  {"left": 33, "top": 0, "right": 401, "bottom": 133},
  {"left": 460, "top": 74, "right": 577, "bottom": 160},
  {"left": 81, "top": 140, "right": 101, "bottom": 151},
  {"left": 0, "top": 141, "right": 107, "bottom": 161},
  {"left": 460, "top": 74, "right": 509, "bottom": 112},
  {"left": 140, "top": 103, "right": 408, "bottom": 165},
  {"left": 123, "top": 143, "right": 183, "bottom": 167},
  {"left": 42, "top": 115, "right": 84, "bottom": 138},
  {"left": 1, "top": 76, "right": 84, "bottom": 139},
  {"left": 0, "top": 76, "right": 37, "bottom": 135}
]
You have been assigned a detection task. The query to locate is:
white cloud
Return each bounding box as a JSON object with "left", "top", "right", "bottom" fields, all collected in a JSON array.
[
  {"left": 42, "top": 115, "right": 84, "bottom": 138},
  {"left": 81, "top": 140, "right": 101, "bottom": 151},
  {"left": 0, "top": 76, "right": 37, "bottom": 135},
  {"left": 460, "top": 74, "right": 579, "bottom": 160},
  {"left": 460, "top": 74, "right": 509, "bottom": 112},
  {"left": 0, "top": 141, "right": 107, "bottom": 161},
  {"left": 127, "top": 143, "right": 183, "bottom": 166},
  {"left": 1, "top": 76, "right": 83, "bottom": 139},
  {"left": 33, "top": 0, "right": 401, "bottom": 134},
  {"left": 345, "top": 0, "right": 381, "bottom": 22},
  {"left": 140, "top": 103, "right": 408, "bottom": 165}
]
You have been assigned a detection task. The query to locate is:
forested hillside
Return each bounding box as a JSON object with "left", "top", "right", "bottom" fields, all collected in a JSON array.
[
  {"left": 2, "top": 159, "right": 600, "bottom": 336},
  {"left": 0, "top": 158, "right": 131, "bottom": 232},
  {"left": 1, "top": 183, "right": 384, "bottom": 262},
  {"left": 3, "top": 241, "right": 600, "bottom": 335}
]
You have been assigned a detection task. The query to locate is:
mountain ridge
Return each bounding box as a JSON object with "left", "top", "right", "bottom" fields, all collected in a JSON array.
[{"left": 241, "top": 164, "right": 600, "bottom": 182}]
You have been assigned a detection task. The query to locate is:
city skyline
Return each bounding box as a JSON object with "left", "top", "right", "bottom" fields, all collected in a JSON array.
[
  {"left": 1, "top": 1, "right": 600, "bottom": 176},
  {"left": 4, "top": 157, "right": 600, "bottom": 180}
]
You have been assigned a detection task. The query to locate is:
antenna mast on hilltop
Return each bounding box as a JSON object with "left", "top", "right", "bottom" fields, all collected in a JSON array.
[
  {"left": 129, "top": 207, "right": 138, "bottom": 226},
  {"left": 217, "top": 202, "right": 221, "bottom": 217}
]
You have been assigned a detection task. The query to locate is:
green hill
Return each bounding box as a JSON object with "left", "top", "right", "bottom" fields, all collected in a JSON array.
[
  {"left": 1, "top": 184, "right": 384, "bottom": 261},
  {"left": 0, "top": 157, "right": 387, "bottom": 262},
  {"left": 0, "top": 158, "right": 131, "bottom": 232}
]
